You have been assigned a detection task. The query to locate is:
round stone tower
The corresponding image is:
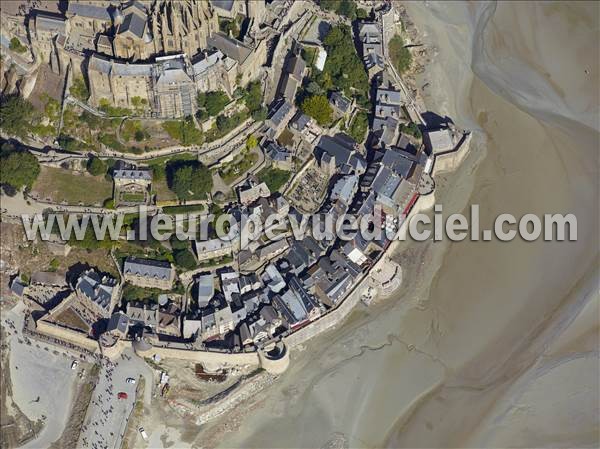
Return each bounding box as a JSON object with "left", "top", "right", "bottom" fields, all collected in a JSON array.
[{"left": 258, "top": 341, "right": 290, "bottom": 374}]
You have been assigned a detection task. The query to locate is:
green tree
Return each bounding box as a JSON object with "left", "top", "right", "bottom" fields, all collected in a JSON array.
[
  {"left": 399, "top": 122, "right": 422, "bottom": 139},
  {"left": 0, "top": 150, "right": 40, "bottom": 190},
  {"left": 251, "top": 106, "right": 267, "bottom": 121},
  {"left": 0, "top": 95, "right": 34, "bottom": 138},
  {"left": 219, "top": 18, "right": 240, "bottom": 39},
  {"left": 356, "top": 7, "right": 369, "bottom": 19},
  {"left": 174, "top": 249, "right": 197, "bottom": 270},
  {"left": 306, "top": 80, "right": 325, "bottom": 96},
  {"left": 204, "top": 91, "right": 229, "bottom": 117},
  {"left": 196, "top": 92, "right": 207, "bottom": 109},
  {"left": 242, "top": 81, "right": 263, "bottom": 113},
  {"left": 9, "top": 37, "right": 27, "bottom": 53},
  {"left": 131, "top": 96, "right": 147, "bottom": 111},
  {"left": 162, "top": 117, "right": 203, "bottom": 146},
  {"left": 319, "top": 0, "right": 357, "bottom": 20},
  {"left": 389, "top": 34, "right": 412, "bottom": 74},
  {"left": 169, "top": 234, "right": 190, "bottom": 251},
  {"left": 322, "top": 25, "right": 368, "bottom": 99},
  {"left": 301, "top": 95, "right": 333, "bottom": 126},
  {"left": 71, "top": 77, "right": 90, "bottom": 101},
  {"left": 170, "top": 162, "right": 213, "bottom": 200},
  {"left": 87, "top": 156, "right": 107, "bottom": 176},
  {"left": 246, "top": 134, "right": 258, "bottom": 150},
  {"left": 348, "top": 111, "right": 369, "bottom": 142}
]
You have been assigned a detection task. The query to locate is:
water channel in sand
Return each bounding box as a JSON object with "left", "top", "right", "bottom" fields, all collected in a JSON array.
[{"left": 190, "top": 2, "right": 599, "bottom": 447}]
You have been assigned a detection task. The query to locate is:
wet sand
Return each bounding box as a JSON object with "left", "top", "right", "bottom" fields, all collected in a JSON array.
[{"left": 191, "top": 2, "right": 599, "bottom": 448}]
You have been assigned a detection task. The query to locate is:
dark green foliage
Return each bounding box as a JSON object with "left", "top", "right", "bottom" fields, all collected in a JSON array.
[
  {"left": 219, "top": 17, "right": 241, "bottom": 39},
  {"left": 197, "top": 90, "right": 230, "bottom": 117},
  {"left": 356, "top": 7, "right": 369, "bottom": 19},
  {"left": 301, "top": 95, "right": 333, "bottom": 125},
  {"left": 162, "top": 203, "right": 206, "bottom": 214},
  {"left": 0, "top": 148, "right": 40, "bottom": 190},
  {"left": 242, "top": 81, "right": 263, "bottom": 114},
  {"left": 348, "top": 110, "right": 368, "bottom": 142},
  {"left": 87, "top": 156, "right": 107, "bottom": 176},
  {"left": 0, "top": 95, "right": 34, "bottom": 138},
  {"left": 319, "top": 0, "right": 357, "bottom": 19},
  {"left": 251, "top": 106, "right": 268, "bottom": 121},
  {"left": 58, "top": 134, "right": 90, "bottom": 152},
  {"left": 322, "top": 25, "right": 369, "bottom": 102},
  {"left": 174, "top": 249, "right": 196, "bottom": 270},
  {"left": 121, "top": 283, "right": 164, "bottom": 303},
  {"left": 169, "top": 234, "right": 191, "bottom": 250},
  {"left": 71, "top": 77, "right": 89, "bottom": 101},
  {"left": 9, "top": 37, "right": 27, "bottom": 53},
  {"left": 169, "top": 161, "right": 213, "bottom": 200},
  {"left": 399, "top": 122, "right": 422, "bottom": 139}
]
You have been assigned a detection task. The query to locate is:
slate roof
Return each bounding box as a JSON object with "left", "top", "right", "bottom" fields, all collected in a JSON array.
[
  {"left": 381, "top": 147, "right": 416, "bottom": 178},
  {"left": 264, "top": 264, "right": 286, "bottom": 293},
  {"left": 372, "top": 166, "right": 401, "bottom": 199},
  {"left": 376, "top": 88, "right": 403, "bottom": 105},
  {"left": 196, "top": 274, "right": 214, "bottom": 307},
  {"left": 285, "top": 55, "right": 306, "bottom": 81},
  {"left": 106, "top": 312, "right": 129, "bottom": 334},
  {"left": 330, "top": 175, "right": 359, "bottom": 204},
  {"left": 266, "top": 142, "right": 292, "bottom": 162},
  {"left": 289, "top": 112, "right": 311, "bottom": 131},
  {"left": 112, "top": 61, "right": 152, "bottom": 76},
  {"left": 10, "top": 278, "right": 26, "bottom": 297},
  {"left": 75, "top": 270, "right": 116, "bottom": 312},
  {"left": 211, "top": 0, "right": 235, "bottom": 12},
  {"left": 119, "top": 11, "right": 146, "bottom": 38},
  {"left": 364, "top": 53, "right": 385, "bottom": 72},
  {"left": 67, "top": 2, "right": 111, "bottom": 21},
  {"left": 113, "top": 169, "right": 152, "bottom": 181},
  {"left": 124, "top": 257, "right": 173, "bottom": 280},
  {"left": 316, "top": 135, "right": 354, "bottom": 167},
  {"left": 192, "top": 50, "right": 224, "bottom": 75},
  {"left": 268, "top": 101, "right": 294, "bottom": 127},
  {"left": 274, "top": 290, "right": 309, "bottom": 327},
  {"left": 127, "top": 302, "right": 158, "bottom": 327},
  {"left": 358, "top": 22, "right": 381, "bottom": 39},
  {"left": 207, "top": 32, "right": 252, "bottom": 63},
  {"left": 288, "top": 275, "right": 319, "bottom": 312},
  {"left": 329, "top": 92, "right": 351, "bottom": 113},
  {"left": 88, "top": 54, "right": 153, "bottom": 77},
  {"left": 36, "top": 13, "right": 67, "bottom": 33}
]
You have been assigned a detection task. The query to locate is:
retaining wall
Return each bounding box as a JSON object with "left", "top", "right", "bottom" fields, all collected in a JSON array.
[
  {"left": 140, "top": 346, "right": 260, "bottom": 371},
  {"left": 35, "top": 320, "right": 100, "bottom": 352}
]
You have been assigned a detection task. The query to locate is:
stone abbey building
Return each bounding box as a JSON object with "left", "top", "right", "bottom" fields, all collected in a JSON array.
[{"left": 17, "top": 0, "right": 269, "bottom": 118}]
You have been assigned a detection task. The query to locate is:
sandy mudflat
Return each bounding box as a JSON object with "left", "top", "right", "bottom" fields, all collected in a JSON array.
[{"left": 177, "top": 2, "right": 600, "bottom": 448}]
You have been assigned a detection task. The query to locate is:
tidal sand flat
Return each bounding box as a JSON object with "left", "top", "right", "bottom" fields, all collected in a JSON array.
[{"left": 190, "top": 2, "right": 599, "bottom": 448}]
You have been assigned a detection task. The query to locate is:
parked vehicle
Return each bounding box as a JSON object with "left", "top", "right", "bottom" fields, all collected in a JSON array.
[
  {"left": 117, "top": 392, "right": 128, "bottom": 400},
  {"left": 71, "top": 361, "right": 79, "bottom": 370},
  {"left": 126, "top": 377, "right": 136, "bottom": 384},
  {"left": 139, "top": 427, "right": 149, "bottom": 440}
]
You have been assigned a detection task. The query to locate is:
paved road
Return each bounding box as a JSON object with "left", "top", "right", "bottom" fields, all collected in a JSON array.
[
  {"left": 77, "top": 347, "right": 154, "bottom": 449},
  {"left": 0, "top": 191, "right": 157, "bottom": 219}
]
